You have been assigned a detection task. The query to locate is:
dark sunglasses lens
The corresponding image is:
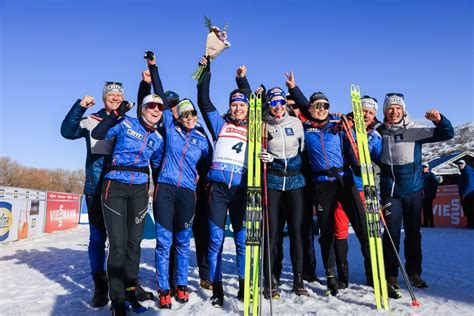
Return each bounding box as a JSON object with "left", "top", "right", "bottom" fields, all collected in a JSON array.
[
  {"left": 182, "top": 110, "right": 198, "bottom": 118},
  {"left": 312, "top": 103, "right": 329, "bottom": 110},
  {"left": 386, "top": 93, "right": 404, "bottom": 98},
  {"left": 270, "top": 99, "right": 287, "bottom": 107},
  {"left": 145, "top": 103, "right": 163, "bottom": 110}
]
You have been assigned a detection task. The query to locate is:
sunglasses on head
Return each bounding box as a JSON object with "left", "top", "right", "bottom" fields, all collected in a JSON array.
[
  {"left": 145, "top": 102, "right": 164, "bottom": 111},
  {"left": 181, "top": 110, "right": 198, "bottom": 118},
  {"left": 386, "top": 92, "right": 404, "bottom": 98},
  {"left": 105, "top": 81, "right": 123, "bottom": 87},
  {"left": 269, "top": 99, "right": 287, "bottom": 107},
  {"left": 311, "top": 102, "right": 330, "bottom": 110}
]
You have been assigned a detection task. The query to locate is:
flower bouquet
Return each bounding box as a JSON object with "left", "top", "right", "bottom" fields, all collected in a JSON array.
[{"left": 191, "top": 16, "right": 231, "bottom": 81}]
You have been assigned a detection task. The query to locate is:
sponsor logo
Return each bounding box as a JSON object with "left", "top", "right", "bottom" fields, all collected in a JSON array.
[
  {"left": 36, "top": 192, "right": 40, "bottom": 199},
  {"left": 0, "top": 189, "right": 4, "bottom": 198},
  {"left": 135, "top": 212, "right": 147, "bottom": 224},
  {"left": 127, "top": 129, "right": 144, "bottom": 139},
  {"left": 49, "top": 205, "right": 77, "bottom": 228},
  {"left": 123, "top": 120, "right": 132, "bottom": 128},
  {"left": 13, "top": 190, "right": 18, "bottom": 198},
  {"left": 190, "top": 138, "right": 198, "bottom": 145},
  {"left": 147, "top": 139, "right": 155, "bottom": 148},
  {"left": 184, "top": 214, "right": 195, "bottom": 229},
  {"left": 285, "top": 128, "right": 295, "bottom": 136},
  {"left": 26, "top": 191, "right": 29, "bottom": 199},
  {"left": 394, "top": 134, "right": 404, "bottom": 142},
  {"left": 31, "top": 218, "right": 37, "bottom": 228},
  {"left": 225, "top": 126, "right": 247, "bottom": 137},
  {"left": 0, "top": 202, "right": 13, "bottom": 241}
]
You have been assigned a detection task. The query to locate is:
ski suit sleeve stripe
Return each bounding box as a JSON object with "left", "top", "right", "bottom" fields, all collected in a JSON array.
[
  {"left": 197, "top": 62, "right": 225, "bottom": 139},
  {"left": 288, "top": 86, "right": 311, "bottom": 120},
  {"left": 91, "top": 113, "right": 121, "bottom": 140},
  {"left": 60, "top": 100, "right": 87, "bottom": 139}
]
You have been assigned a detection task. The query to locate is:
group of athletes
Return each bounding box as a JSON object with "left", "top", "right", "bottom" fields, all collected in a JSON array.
[{"left": 61, "top": 52, "right": 454, "bottom": 315}]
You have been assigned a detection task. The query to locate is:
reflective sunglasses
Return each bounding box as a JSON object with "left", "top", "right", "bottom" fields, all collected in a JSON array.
[
  {"left": 181, "top": 110, "right": 198, "bottom": 118},
  {"left": 269, "top": 99, "right": 287, "bottom": 107},
  {"left": 145, "top": 102, "right": 164, "bottom": 111},
  {"left": 311, "top": 102, "right": 330, "bottom": 110},
  {"left": 385, "top": 92, "right": 404, "bottom": 98},
  {"left": 105, "top": 81, "right": 123, "bottom": 86}
]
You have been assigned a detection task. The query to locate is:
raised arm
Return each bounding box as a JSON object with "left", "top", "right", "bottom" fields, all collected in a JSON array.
[
  {"left": 60, "top": 97, "right": 94, "bottom": 139},
  {"left": 235, "top": 65, "right": 252, "bottom": 96},
  {"left": 285, "top": 71, "right": 311, "bottom": 120}
]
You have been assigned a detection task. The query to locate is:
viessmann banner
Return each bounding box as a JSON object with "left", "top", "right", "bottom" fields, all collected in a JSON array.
[
  {"left": 44, "top": 192, "right": 81, "bottom": 233},
  {"left": 432, "top": 185, "right": 467, "bottom": 228},
  {"left": 0, "top": 186, "right": 47, "bottom": 243}
]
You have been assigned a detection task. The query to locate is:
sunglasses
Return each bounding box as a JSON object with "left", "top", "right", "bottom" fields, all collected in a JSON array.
[
  {"left": 145, "top": 102, "right": 164, "bottom": 111},
  {"left": 181, "top": 110, "right": 198, "bottom": 118},
  {"left": 269, "top": 99, "right": 287, "bottom": 107},
  {"left": 310, "top": 102, "right": 330, "bottom": 110},
  {"left": 105, "top": 81, "right": 123, "bottom": 87},
  {"left": 386, "top": 92, "right": 404, "bottom": 98}
]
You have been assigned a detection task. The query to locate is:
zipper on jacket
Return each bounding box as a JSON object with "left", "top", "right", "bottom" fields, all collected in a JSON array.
[
  {"left": 278, "top": 125, "right": 288, "bottom": 191},
  {"left": 388, "top": 137, "right": 396, "bottom": 197},
  {"left": 130, "top": 131, "right": 149, "bottom": 186},
  {"left": 177, "top": 134, "right": 190, "bottom": 188}
]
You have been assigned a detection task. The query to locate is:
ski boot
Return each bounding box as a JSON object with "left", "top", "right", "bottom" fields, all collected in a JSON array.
[
  {"left": 125, "top": 286, "right": 147, "bottom": 313},
  {"left": 110, "top": 299, "right": 127, "bottom": 316},
  {"left": 336, "top": 260, "right": 349, "bottom": 289},
  {"left": 92, "top": 271, "right": 109, "bottom": 307},
  {"left": 302, "top": 273, "right": 321, "bottom": 284},
  {"left": 263, "top": 276, "right": 280, "bottom": 300},
  {"left": 211, "top": 281, "right": 224, "bottom": 308},
  {"left": 135, "top": 280, "right": 154, "bottom": 301},
  {"left": 293, "top": 274, "right": 310, "bottom": 296},
  {"left": 387, "top": 276, "right": 402, "bottom": 299},
  {"left": 158, "top": 290, "right": 172, "bottom": 309},
  {"left": 175, "top": 285, "right": 189, "bottom": 303},
  {"left": 325, "top": 270, "right": 338, "bottom": 296},
  {"left": 409, "top": 274, "right": 428, "bottom": 288},
  {"left": 237, "top": 278, "right": 245, "bottom": 301}
]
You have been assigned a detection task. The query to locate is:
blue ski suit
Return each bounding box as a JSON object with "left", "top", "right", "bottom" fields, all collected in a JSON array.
[
  {"left": 148, "top": 64, "right": 210, "bottom": 291},
  {"left": 197, "top": 62, "right": 249, "bottom": 283}
]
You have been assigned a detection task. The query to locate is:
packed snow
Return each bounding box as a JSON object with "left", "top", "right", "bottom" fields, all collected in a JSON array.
[{"left": 1, "top": 225, "right": 473, "bottom": 315}]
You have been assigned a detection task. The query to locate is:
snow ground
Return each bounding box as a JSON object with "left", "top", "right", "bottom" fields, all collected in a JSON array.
[{"left": 1, "top": 226, "right": 473, "bottom": 315}]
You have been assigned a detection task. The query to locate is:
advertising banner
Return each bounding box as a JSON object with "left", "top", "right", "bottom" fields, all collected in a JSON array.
[
  {"left": 44, "top": 192, "right": 80, "bottom": 233},
  {"left": 0, "top": 187, "right": 47, "bottom": 243},
  {"left": 432, "top": 185, "right": 467, "bottom": 228}
]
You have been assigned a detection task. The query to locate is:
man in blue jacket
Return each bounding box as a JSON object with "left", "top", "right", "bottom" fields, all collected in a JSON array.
[
  {"left": 455, "top": 160, "right": 474, "bottom": 229},
  {"left": 377, "top": 93, "right": 454, "bottom": 296}
]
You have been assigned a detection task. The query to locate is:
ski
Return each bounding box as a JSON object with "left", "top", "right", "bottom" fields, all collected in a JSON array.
[
  {"left": 350, "top": 84, "right": 390, "bottom": 310},
  {"left": 244, "top": 92, "right": 263, "bottom": 316}
]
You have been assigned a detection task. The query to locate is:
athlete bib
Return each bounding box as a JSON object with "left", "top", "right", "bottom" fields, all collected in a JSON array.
[{"left": 212, "top": 123, "right": 248, "bottom": 174}]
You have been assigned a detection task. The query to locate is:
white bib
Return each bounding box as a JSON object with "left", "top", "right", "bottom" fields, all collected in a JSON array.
[{"left": 212, "top": 123, "right": 248, "bottom": 174}]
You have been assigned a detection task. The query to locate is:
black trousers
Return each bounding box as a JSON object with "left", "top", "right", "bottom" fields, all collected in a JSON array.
[
  {"left": 462, "top": 191, "right": 474, "bottom": 228},
  {"left": 422, "top": 196, "right": 435, "bottom": 227},
  {"left": 264, "top": 188, "right": 305, "bottom": 283},
  {"left": 101, "top": 180, "right": 148, "bottom": 300},
  {"left": 314, "top": 177, "right": 371, "bottom": 277}
]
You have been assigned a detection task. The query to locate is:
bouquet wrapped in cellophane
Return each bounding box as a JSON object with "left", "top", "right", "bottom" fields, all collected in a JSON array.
[{"left": 192, "top": 16, "right": 231, "bottom": 81}]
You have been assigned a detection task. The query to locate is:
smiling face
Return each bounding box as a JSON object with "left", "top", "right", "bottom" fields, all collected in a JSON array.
[
  {"left": 269, "top": 96, "right": 287, "bottom": 118},
  {"left": 363, "top": 108, "right": 376, "bottom": 128},
  {"left": 179, "top": 111, "right": 198, "bottom": 129},
  {"left": 384, "top": 104, "right": 404, "bottom": 124},
  {"left": 142, "top": 103, "right": 162, "bottom": 125},
  {"left": 308, "top": 101, "right": 329, "bottom": 120},
  {"left": 103, "top": 92, "right": 124, "bottom": 113},
  {"left": 229, "top": 93, "right": 248, "bottom": 120}
]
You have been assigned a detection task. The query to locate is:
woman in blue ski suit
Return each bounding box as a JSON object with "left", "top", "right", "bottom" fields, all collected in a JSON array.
[
  {"left": 197, "top": 57, "right": 251, "bottom": 307},
  {"left": 146, "top": 57, "right": 210, "bottom": 309},
  {"left": 91, "top": 93, "right": 164, "bottom": 314}
]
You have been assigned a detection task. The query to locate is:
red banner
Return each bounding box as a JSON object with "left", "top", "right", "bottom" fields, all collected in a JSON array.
[
  {"left": 44, "top": 192, "right": 80, "bottom": 233},
  {"left": 432, "top": 185, "right": 467, "bottom": 228}
]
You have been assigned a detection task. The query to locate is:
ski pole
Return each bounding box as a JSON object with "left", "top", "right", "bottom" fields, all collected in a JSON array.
[
  {"left": 379, "top": 204, "right": 420, "bottom": 307},
  {"left": 340, "top": 115, "right": 359, "bottom": 162}
]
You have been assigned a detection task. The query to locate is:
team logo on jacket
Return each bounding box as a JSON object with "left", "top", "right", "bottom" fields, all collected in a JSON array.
[
  {"left": 368, "top": 134, "right": 373, "bottom": 142},
  {"left": 147, "top": 139, "right": 155, "bottom": 148},
  {"left": 190, "top": 138, "right": 198, "bottom": 145},
  {"left": 394, "top": 134, "right": 404, "bottom": 142},
  {"left": 285, "top": 128, "right": 295, "bottom": 136},
  {"left": 127, "top": 129, "right": 143, "bottom": 140}
]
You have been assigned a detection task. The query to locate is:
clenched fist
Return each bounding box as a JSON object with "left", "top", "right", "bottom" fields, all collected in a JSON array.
[
  {"left": 142, "top": 70, "right": 152, "bottom": 84},
  {"left": 80, "top": 95, "right": 95, "bottom": 108},
  {"left": 425, "top": 109, "right": 441, "bottom": 123},
  {"left": 236, "top": 65, "right": 247, "bottom": 78}
]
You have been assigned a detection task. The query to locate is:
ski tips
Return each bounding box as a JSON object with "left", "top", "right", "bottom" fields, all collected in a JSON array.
[
  {"left": 411, "top": 299, "right": 421, "bottom": 307},
  {"left": 350, "top": 84, "right": 360, "bottom": 94}
]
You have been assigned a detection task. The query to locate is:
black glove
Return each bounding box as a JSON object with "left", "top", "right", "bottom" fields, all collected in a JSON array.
[
  {"left": 144, "top": 50, "right": 155, "bottom": 61},
  {"left": 115, "top": 100, "right": 135, "bottom": 117}
]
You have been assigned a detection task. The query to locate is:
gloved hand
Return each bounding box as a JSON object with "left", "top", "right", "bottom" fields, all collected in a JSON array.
[
  {"left": 144, "top": 50, "right": 156, "bottom": 66},
  {"left": 114, "top": 100, "right": 135, "bottom": 117},
  {"left": 258, "top": 151, "right": 274, "bottom": 163}
]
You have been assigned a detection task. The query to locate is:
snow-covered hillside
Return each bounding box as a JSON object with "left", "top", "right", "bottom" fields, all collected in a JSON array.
[
  {"left": 1, "top": 226, "right": 473, "bottom": 315},
  {"left": 422, "top": 121, "right": 474, "bottom": 161}
]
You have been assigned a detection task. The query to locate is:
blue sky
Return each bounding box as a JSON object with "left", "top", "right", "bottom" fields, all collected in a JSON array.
[{"left": 1, "top": 0, "right": 472, "bottom": 170}]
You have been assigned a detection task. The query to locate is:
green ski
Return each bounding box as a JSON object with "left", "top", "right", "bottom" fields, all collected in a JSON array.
[
  {"left": 351, "top": 84, "right": 390, "bottom": 310},
  {"left": 244, "top": 92, "right": 263, "bottom": 316}
]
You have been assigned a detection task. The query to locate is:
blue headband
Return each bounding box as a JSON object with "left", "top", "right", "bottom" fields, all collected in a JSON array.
[{"left": 230, "top": 95, "right": 249, "bottom": 105}]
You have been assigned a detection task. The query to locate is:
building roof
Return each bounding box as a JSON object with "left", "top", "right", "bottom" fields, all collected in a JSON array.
[{"left": 428, "top": 151, "right": 474, "bottom": 175}]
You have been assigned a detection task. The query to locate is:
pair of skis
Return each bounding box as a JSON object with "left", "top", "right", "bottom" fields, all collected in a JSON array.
[
  {"left": 243, "top": 93, "right": 272, "bottom": 316},
  {"left": 350, "top": 85, "right": 420, "bottom": 310}
]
